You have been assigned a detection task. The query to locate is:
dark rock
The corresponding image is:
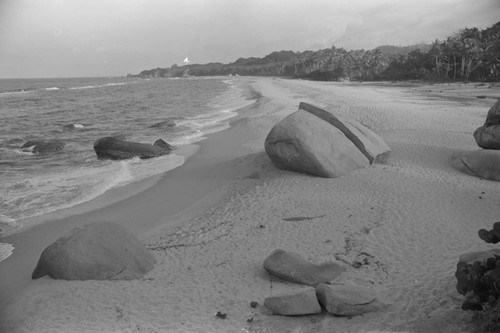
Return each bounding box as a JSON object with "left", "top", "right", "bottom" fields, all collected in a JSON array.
[
  {"left": 250, "top": 301, "right": 259, "bottom": 308},
  {"left": 149, "top": 118, "right": 178, "bottom": 129},
  {"left": 32, "top": 222, "right": 156, "bottom": 280},
  {"left": 315, "top": 282, "right": 387, "bottom": 316},
  {"left": 264, "top": 103, "right": 390, "bottom": 178},
  {"left": 93, "top": 136, "right": 172, "bottom": 160},
  {"left": 153, "top": 139, "right": 174, "bottom": 151},
  {"left": 451, "top": 150, "right": 500, "bottom": 181},
  {"left": 215, "top": 311, "right": 227, "bottom": 319},
  {"left": 21, "top": 139, "right": 65, "bottom": 153},
  {"left": 263, "top": 249, "right": 345, "bottom": 286},
  {"left": 473, "top": 100, "right": 500, "bottom": 149},
  {"left": 478, "top": 222, "right": 500, "bottom": 244},
  {"left": 264, "top": 287, "right": 321, "bottom": 316}
]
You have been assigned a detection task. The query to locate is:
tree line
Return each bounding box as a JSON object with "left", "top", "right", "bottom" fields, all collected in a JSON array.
[{"left": 132, "top": 21, "right": 499, "bottom": 82}]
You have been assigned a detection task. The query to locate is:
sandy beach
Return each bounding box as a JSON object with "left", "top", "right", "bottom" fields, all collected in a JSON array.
[{"left": 1, "top": 77, "right": 500, "bottom": 333}]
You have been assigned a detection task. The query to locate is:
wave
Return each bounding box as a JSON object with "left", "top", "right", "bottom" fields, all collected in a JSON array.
[
  {"left": 0, "top": 214, "right": 21, "bottom": 238},
  {"left": 68, "top": 82, "right": 132, "bottom": 90},
  {"left": 0, "top": 243, "right": 14, "bottom": 262},
  {"left": 44, "top": 87, "right": 61, "bottom": 91}
]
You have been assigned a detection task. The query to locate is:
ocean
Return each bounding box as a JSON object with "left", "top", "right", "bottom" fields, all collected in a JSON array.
[{"left": 0, "top": 76, "right": 256, "bottom": 262}]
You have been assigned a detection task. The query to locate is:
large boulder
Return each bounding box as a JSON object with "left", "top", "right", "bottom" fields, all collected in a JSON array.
[
  {"left": 93, "top": 136, "right": 172, "bottom": 160},
  {"left": 21, "top": 139, "right": 65, "bottom": 153},
  {"left": 315, "top": 282, "right": 387, "bottom": 316},
  {"left": 473, "top": 100, "right": 500, "bottom": 149},
  {"left": 264, "top": 287, "right": 321, "bottom": 316},
  {"left": 264, "top": 102, "right": 390, "bottom": 178},
  {"left": 32, "top": 222, "right": 156, "bottom": 280},
  {"left": 263, "top": 249, "right": 345, "bottom": 286},
  {"left": 450, "top": 150, "right": 500, "bottom": 181}
]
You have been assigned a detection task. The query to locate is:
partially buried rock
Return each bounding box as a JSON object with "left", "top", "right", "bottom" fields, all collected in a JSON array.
[
  {"left": 21, "top": 139, "right": 65, "bottom": 153},
  {"left": 264, "top": 287, "right": 321, "bottom": 316},
  {"left": 478, "top": 221, "right": 500, "bottom": 244},
  {"left": 315, "top": 281, "right": 387, "bottom": 316},
  {"left": 473, "top": 100, "right": 500, "bottom": 149},
  {"left": 264, "top": 102, "right": 390, "bottom": 178},
  {"left": 263, "top": 249, "right": 345, "bottom": 286},
  {"left": 32, "top": 222, "right": 156, "bottom": 280},
  {"left": 450, "top": 150, "right": 500, "bottom": 181},
  {"left": 93, "top": 136, "right": 172, "bottom": 160}
]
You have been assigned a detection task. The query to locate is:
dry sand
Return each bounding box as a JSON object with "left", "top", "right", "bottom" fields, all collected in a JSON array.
[{"left": 1, "top": 78, "right": 500, "bottom": 333}]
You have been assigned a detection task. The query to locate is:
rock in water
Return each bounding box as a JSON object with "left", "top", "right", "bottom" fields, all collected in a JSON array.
[
  {"left": 264, "top": 102, "right": 390, "bottom": 178},
  {"left": 450, "top": 150, "right": 500, "bottom": 181},
  {"left": 264, "top": 287, "right": 321, "bottom": 315},
  {"left": 263, "top": 249, "right": 345, "bottom": 286},
  {"left": 315, "top": 282, "right": 387, "bottom": 316},
  {"left": 32, "top": 222, "right": 156, "bottom": 280},
  {"left": 473, "top": 100, "right": 500, "bottom": 149},
  {"left": 21, "top": 139, "right": 65, "bottom": 153},
  {"left": 93, "top": 136, "right": 172, "bottom": 160}
]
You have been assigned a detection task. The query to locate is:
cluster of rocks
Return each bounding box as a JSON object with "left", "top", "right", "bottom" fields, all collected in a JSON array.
[
  {"left": 451, "top": 100, "right": 500, "bottom": 181},
  {"left": 32, "top": 222, "right": 156, "bottom": 280},
  {"left": 265, "top": 102, "right": 391, "bottom": 178},
  {"left": 19, "top": 122, "right": 175, "bottom": 160},
  {"left": 455, "top": 222, "right": 500, "bottom": 311},
  {"left": 262, "top": 249, "right": 387, "bottom": 317}
]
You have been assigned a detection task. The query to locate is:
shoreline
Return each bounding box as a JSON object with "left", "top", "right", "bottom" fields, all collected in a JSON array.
[{"left": 1, "top": 77, "right": 500, "bottom": 332}]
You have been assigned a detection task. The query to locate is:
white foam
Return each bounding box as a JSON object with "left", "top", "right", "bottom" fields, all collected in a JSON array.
[
  {"left": 44, "top": 87, "right": 60, "bottom": 91},
  {"left": 0, "top": 243, "right": 14, "bottom": 262},
  {"left": 0, "top": 214, "right": 22, "bottom": 237}
]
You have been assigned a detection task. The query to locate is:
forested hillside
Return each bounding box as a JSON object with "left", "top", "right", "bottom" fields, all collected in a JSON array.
[{"left": 131, "top": 21, "right": 500, "bottom": 82}]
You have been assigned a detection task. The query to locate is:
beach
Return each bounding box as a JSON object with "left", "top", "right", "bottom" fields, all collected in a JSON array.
[{"left": 1, "top": 77, "right": 500, "bottom": 332}]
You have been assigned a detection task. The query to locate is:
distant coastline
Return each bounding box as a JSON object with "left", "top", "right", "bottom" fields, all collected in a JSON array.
[{"left": 131, "top": 21, "right": 500, "bottom": 83}]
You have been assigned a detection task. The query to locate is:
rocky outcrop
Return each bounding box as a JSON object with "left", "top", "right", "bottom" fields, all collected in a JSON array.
[
  {"left": 473, "top": 100, "right": 500, "bottom": 149},
  {"left": 93, "top": 136, "right": 172, "bottom": 160},
  {"left": 21, "top": 139, "right": 65, "bottom": 153},
  {"left": 315, "top": 281, "right": 387, "bottom": 316},
  {"left": 263, "top": 249, "right": 345, "bottom": 286},
  {"left": 450, "top": 150, "right": 500, "bottom": 181},
  {"left": 264, "top": 103, "right": 390, "bottom": 178},
  {"left": 264, "top": 287, "right": 321, "bottom": 316},
  {"left": 32, "top": 222, "right": 156, "bottom": 280}
]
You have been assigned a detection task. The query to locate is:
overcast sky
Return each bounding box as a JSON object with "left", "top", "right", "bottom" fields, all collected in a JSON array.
[{"left": 1, "top": 0, "right": 499, "bottom": 78}]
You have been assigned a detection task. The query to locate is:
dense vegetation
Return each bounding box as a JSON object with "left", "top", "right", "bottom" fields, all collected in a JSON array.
[{"left": 132, "top": 21, "right": 500, "bottom": 82}]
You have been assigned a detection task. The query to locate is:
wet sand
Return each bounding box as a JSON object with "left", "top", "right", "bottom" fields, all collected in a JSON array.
[{"left": 1, "top": 77, "right": 500, "bottom": 333}]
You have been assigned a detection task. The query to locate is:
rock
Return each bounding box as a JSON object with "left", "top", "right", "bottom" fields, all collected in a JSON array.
[
  {"left": 153, "top": 138, "right": 174, "bottom": 151},
  {"left": 264, "top": 287, "right": 321, "bottom": 316},
  {"left": 21, "top": 139, "right": 65, "bottom": 153},
  {"left": 149, "top": 118, "right": 178, "bottom": 129},
  {"left": 458, "top": 249, "right": 500, "bottom": 265},
  {"left": 264, "top": 102, "right": 390, "bottom": 178},
  {"left": 32, "top": 222, "right": 156, "bottom": 280},
  {"left": 473, "top": 100, "right": 500, "bottom": 149},
  {"left": 263, "top": 249, "right": 345, "bottom": 286},
  {"left": 450, "top": 150, "right": 500, "bottom": 181},
  {"left": 315, "top": 282, "right": 386, "bottom": 316},
  {"left": 93, "top": 136, "right": 172, "bottom": 160},
  {"left": 478, "top": 221, "right": 500, "bottom": 244}
]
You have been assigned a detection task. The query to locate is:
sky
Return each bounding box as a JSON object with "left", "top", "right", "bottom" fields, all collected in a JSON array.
[{"left": 1, "top": 0, "right": 499, "bottom": 78}]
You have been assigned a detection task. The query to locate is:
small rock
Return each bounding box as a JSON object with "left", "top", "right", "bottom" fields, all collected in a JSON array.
[
  {"left": 215, "top": 311, "right": 227, "bottom": 319},
  {"left": 315, "top": 281, "right": 387, "bottom": 316},
  {"left": 264, "top": 287, "right": 321, "bottom": 316},
  {"left": 250, "top": 301, "right": 258, "bottom": 308}
]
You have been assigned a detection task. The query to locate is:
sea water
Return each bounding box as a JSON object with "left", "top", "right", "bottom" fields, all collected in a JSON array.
[{"left": 0, "top": 76, "right": 256, "bottom": 261}]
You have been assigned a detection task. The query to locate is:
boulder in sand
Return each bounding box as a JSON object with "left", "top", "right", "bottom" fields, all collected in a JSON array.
[
  {"left": 264, "top": 102, "right": 390, "bottom": 178},
  {"left": 93, "top": 136, "right": 172, "bottom": 160},
  {"left": 32, "top": 222, "right": 156, "bottom": 280},
  {"left": 263, "top": 249, "right": 345, "bottom": 286},
  {"left": 473, "top": 100, "right": 500, "bottom": 149},
  {"left": 264, "top": 287, "right": 321, "bottom": 316},
  {"left": 21, "top": 139, "right": 65, "bottom": 153},
  {"left": 315, "top": 281, "right": 387, "bottom": 316},
  {"left": 450, "top": 150, "right": 500, "bottom": 181}
]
